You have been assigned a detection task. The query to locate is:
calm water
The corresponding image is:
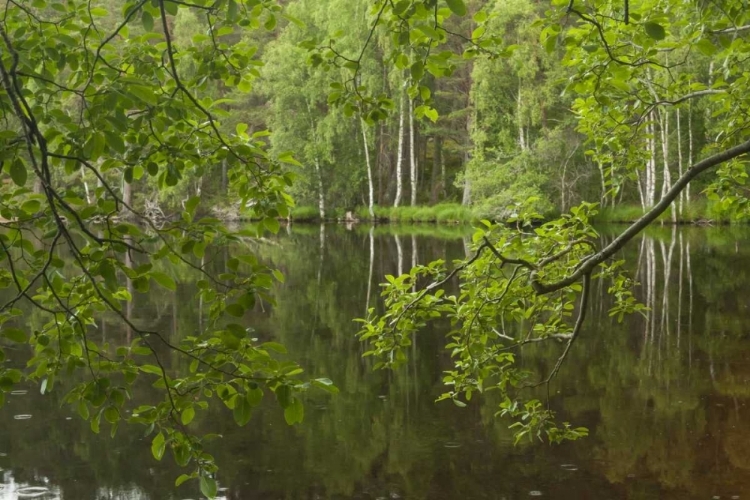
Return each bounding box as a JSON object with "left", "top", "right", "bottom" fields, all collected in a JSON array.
[{"left": 1, "top": 223, "right": 750, "bottom": 499}]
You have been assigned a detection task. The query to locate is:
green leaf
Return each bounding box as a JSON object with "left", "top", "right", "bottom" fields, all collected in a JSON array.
[
  {"left": 2, "top": 327, "right": 27, "bottom": 343},
  {"left": 283, "top": 397, "right": 304, "bottom": 425},
  {"left": 10, "top": 158, "right": 26, "bottom": 187},
  {"left": 139, "top": 364, "right": 162, "bottom": 375},
  {"left": 175, "top": 474, "right": 191, "bottom": 487},
  {"left": 225, "top": 303, "right": 245, "bottom": 317},
  {"left": 151, "top": 432, "right": 166, "bottom": 461},
  {"left": 264, "top": 217, "right": 280, "bottom": 234},
  {"left": 150, "top": 272, "right": 176, "bottom": 291},
  {"left": 312, "top": 378, "right": 339, "bottom": 394},
  {"left": 141, "top": 11, "right": 154, "bottom": 32},
  {"left": 233, "top": 394, "right": 252, "bottom": 426},
  {"left": 644, "top": 22, "right": 666, "bottom": 40},
  {"left": 200, "top": 475, "right": 217, "bottom": 499},
  {"left": 445, "top": 0, "right": 467, "bottom": 16},
  {"left": 185, "top": 196, "right": 200, "bottom": 218},
  {"left": 128, "top": 85, "right": 158, "bottom": 106},
  {"left": 104, "top": 406, "right": 119, "bottom": 424},
  {"left": 181, "top": 406, "right": 195, "bottom": 425}
]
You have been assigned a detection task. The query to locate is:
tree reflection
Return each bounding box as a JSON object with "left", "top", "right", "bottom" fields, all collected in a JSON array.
[{"left": 2, "top": 225, "right": 750, "bottom": 499}]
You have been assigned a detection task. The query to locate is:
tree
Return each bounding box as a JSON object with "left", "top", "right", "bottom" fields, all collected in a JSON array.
[
  {"left": 0, "top": 1, "right": 338, "bottom": 497},
  {"left": 357, "top": 0, "right": 750, "bottom": 442}
]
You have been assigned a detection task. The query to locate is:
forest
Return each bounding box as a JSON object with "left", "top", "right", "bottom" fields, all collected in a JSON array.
[
  {"left": 1, "top": 0, "right": 750, "bottom": 497},
  {"left": 4, "top": 0, "right": 740, "bottom": 224}
]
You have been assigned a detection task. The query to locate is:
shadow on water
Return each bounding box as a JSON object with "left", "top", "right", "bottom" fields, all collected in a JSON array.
[{"left": 1, "top": 223, "right": 750, "bottom": 499}]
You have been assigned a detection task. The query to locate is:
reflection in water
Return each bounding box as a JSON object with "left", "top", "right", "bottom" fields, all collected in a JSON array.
[{"left": 1, "top": 224, "right": 750, "bottom": 499}]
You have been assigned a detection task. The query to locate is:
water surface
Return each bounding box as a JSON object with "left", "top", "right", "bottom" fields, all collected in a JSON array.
[{"left": 1, "top": 223, "right": 749, "bottom": 499}]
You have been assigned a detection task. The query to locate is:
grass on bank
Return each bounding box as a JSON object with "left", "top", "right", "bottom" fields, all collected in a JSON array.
[
  {"left": 592, "top": 199, "right": 750, "bottom": 224},
  {"left": 289, "top": 203, "right": 475, "bottom": 224}
]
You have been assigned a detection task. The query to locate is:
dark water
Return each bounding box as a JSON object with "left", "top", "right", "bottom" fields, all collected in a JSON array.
[{"left": 1, "top": 223, "right": 750, "bottom": 499}]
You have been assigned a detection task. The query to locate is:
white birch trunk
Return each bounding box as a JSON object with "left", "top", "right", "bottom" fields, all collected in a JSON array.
[
  {"left": 685, "top": 103, "right": 693, "bottom": 204},
  {"left": 408, "top": 97, "right": 417, "bottom": 206},
  {"left": 305, "top": 100, "right": 325, "bottom": 220},
  {"left": 658, "top": 109, "right": 675, "bottom": 223},
  {"left": 676, "top": 108, "right": 684, "bottom": 217},
  {"left": 394, "top": 90, "right": 405, "bottom": 207},
  {"left": 517, "top": 78, "right": 526, "bottom": 151},
  {"left": 315, "top": 157, "right": 325, "bottom": 220},
  {"left": 81, "top": 167, "right": 91, "bottom": 204},
  {"left": 362, "top": 119, "right": 375, "bottom": 219}
]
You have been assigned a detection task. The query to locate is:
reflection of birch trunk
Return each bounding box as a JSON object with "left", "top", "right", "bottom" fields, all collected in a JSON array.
[
  {"left": 312, "top": 224, "right": 325, "bottom": 339},
  {"left": 395, "top": 233, "right": 403, "bottom": 276},
  {"left": 659, "top": 229, "right": 676, "bottom": 341},
  {"left": 677, "top": 232, "right": 684, "bottom": 350},
  {"left": 411, "top": 234, "right": 417, "bottom": 292},
  {"left": 125, "top": 240, "right": 134, "bottom": 344},
  {"left": 365, "top": 226, "right": 374, "bottom": 313},
  {"left": 687, "top": 240, "right": 693, "bottom": 369}
]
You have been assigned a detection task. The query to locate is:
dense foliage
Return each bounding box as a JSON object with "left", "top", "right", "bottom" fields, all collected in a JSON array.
[{"left": 1, "top": 0, "right": 750, "bottom": 497}]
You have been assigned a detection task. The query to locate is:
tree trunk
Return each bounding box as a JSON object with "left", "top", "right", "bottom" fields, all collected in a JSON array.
[
  {"left": 658, "top": 108, "right": 675, "bottom": 222},
  {"left": 676, "top": 108, "right": 684, "bottom": 217},
  {"left": 462, "top": 150, "right": 471, "bottom": 206},
  {"left": 362, "top": 119, "right": 375, "bottom": 219},
  {"left": 122, "top": 175, "right": 131, "bottom": 208},
  {"left": 409, "top": 97, "right": 417, "bottom": 206},
  {"left": 517, "top": 78, "right": 526, "bottom": 151},
  {"left": 685, "top": 102, "right": 693, "bottom": 204},
  {"left": 221, "top": 158, "right": 228, "bottom": 194},
  {"left": 394, "top": 90, "right": 405, "bottom": 207},
  {"left": 315, "top": 157, "right": 325, "bottom": 220},
  {"left": 305, "top": 100, "right": 325, "bottom": 220}
]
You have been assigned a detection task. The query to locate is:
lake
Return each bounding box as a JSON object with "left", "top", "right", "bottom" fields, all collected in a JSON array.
[{"left": 1, "top": 223, "right": 749, "bottom": 499}]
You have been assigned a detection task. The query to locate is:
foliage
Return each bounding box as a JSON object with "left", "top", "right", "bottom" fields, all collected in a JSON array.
[{"left": 0, "top": 1, "right": 337, "bottom": 497}]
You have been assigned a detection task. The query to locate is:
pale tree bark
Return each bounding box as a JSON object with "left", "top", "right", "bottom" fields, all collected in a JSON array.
[
  {"left": 636, "top": 170, "right": 646, "bottom": 209},
  {"left": 596, "top": 159, "right": 607, "bottom": 209},
  {"left": 657, "top": 108, "right": 676, "bottom": 222},
  {"left": 646, "top": 116, "right": 657, "bottom": 206},
  {"left": 315, "top": 158, "right": 325, "bottom": 220},
  {"left": 365, "top": 226, "right": 374, "bottom": 313},
  {"left": 408, "top": 97, "right": 417, "bottom": 206},
  {"left": 687, "top": 101, "right": 693, "bottom": 205},
  {"left": 306, "top": 100, "right": 325, "bottom": 220},
  {"left": 122, "top": 175, "right": 131, "bottom": 208},
  {"left": 462, "top": 151, "right": 471, "bottom": 206},
  {"left": 517, "top": 78, "right": 526, "bottom": 151},
  {"left": 676, "top": 108, "right": 684, "bottom": 217},
  {"left": 394, "top": 89, "right": 405, "bottom": 207},
  {"left": 362, "top": 119, "right": 375, "bottom": 219},
  {"left": 395, "top": 233, "right": 403, "bottom": 276}
]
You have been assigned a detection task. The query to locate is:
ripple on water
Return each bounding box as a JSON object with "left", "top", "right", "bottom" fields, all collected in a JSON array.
[
  {"left": 560, "top": 464, "right": 578, "bottom": 471},
  {"left": 529, "top": 491, "right": 543, "bottom": 497},
  {"left": 16, "top": 486, "right": 51, "bottom": 498},
  {"left": 10, "top": 390, "right": 28, "bottom": 396},
  {"left": 13, "top": 415, "right": 32, "bottom": 420},
  {"left": 442, "top": 441, "right": 462, "bottom": 449}
]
